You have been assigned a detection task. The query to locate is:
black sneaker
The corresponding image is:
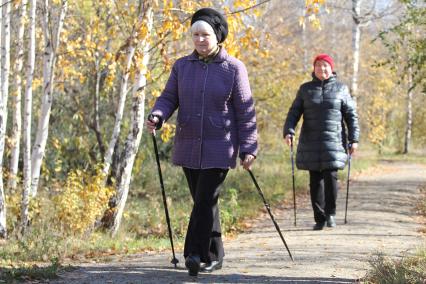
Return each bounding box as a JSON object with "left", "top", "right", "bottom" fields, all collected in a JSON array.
[
  {"left": 185, "top": 255, "right": 201, "bottom": 277},
  {"left": 313, "top": 222, "right": 325, "bottom": 230},
  {"left": 326, "top": 215, "right": 336, "bottom": 227}
]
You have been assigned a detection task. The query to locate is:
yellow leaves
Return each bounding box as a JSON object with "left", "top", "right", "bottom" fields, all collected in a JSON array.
[
  {"left": 6, "top": 191, "right": 42, "bottom": 230},
  {"left": 301, "top": 0, "right": 327, "bottom": 30},
  {"left": 233, "top": 0, "right": 256, "bottom": 9},
  {"left": 32, "top": 78, "right": 43, "bottom": 90},
  {"left": 161, "top": 123, "right": 176, "bottom": 142},
  {"left": 308, "top": 15, "right": 322, "bottom": 30},
  {"left": 164, "top": 0, "right": 173, "bottom": 9},
  {"left": 51, "top": 138, "right": 62, "bottom": 150},
  {"left": 148, "top": 90, "right": 161, "bottom": 109},
  {"left": 54, "top": 159, "right": 63, "bottom": 173},
  {"left": 53, "top": 167, "right": 114, "bottom": 235},
  {"left": 137, "top": 25, "right": 149, "bottom": 41},
  {"left": 152, "top": 90, "right": 160, "bottom": 98},
  {"left": 306, "top": 0, "right": 326, "bottom": 6},
  {"left": 364, "top": 67, "right": 398, "bottom": 150}
]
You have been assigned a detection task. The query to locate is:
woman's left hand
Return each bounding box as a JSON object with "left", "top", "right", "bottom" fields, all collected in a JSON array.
[{"left": 241, "top": 154, "right": 255, "bottom": 170}]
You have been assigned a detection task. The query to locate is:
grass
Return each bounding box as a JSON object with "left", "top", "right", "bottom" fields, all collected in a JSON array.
[
  {"left": 0, "top": 258, "right": 70, "bottom": 283},
  {"left": 363, "top": 184, "right": 426, "bottom": 284},
  {"left": 363, "top": 251, "right": 426, "bottom": 284}
]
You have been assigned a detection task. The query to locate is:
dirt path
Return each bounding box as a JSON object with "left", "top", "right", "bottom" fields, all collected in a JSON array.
[{"left": 52, "top": 160, "right": 426, "bottom": 284}]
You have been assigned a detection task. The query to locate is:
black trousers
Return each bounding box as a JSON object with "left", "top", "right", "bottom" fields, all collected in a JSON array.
[
  {"left": 182, "top": 167, "right": 228, "bottom": 263},
  {"left": 309, "top": 170, "right": 338, "bottom": 223}
]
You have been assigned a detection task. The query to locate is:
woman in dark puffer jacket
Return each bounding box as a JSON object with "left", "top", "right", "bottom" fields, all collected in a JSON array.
[{"left": 283, "top": 54, "right": 359, "bottom": 230}]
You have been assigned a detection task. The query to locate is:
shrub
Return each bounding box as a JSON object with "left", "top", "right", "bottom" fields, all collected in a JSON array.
[
  {"left": 53, "top": 168, "right": 114, "bottom": 235},
  {"left": 364, "top": 252, "right": 426, "bottom": 284}
]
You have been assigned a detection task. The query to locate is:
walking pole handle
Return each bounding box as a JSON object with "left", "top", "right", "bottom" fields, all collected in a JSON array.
[{"left": 147, "top": 114, "right": 162, "bottom": 135}]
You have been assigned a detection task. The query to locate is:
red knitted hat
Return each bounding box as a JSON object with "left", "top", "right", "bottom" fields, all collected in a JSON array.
[{"left": 313, "top": 54, "right": 334, "bottom": 71}]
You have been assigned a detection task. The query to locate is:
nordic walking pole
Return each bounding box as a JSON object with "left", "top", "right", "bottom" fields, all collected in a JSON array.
[
  {"left": 149, "top": 115, "right": 179, "bottom": 268},
  {"left": 290, "top": 136, "right": 296, "bottom": 226},
  {"left": 247, "top": 169, "right": 294, "bottom": 261},
  {"left": 344, "top": 144, "right": 352, "bottom": 224}
]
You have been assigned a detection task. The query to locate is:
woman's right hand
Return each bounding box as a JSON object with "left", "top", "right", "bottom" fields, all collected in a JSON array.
[
  {"left": 146, "top": 115, "right": 159, "bottom": 134},
  {"left": 284, "top": 134, "right": 293, "bottom": 146}
]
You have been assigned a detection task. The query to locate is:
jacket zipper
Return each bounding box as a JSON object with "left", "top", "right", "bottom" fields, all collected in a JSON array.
[{"left": 199, "top": 63, "right": 209, "bottom": 168}]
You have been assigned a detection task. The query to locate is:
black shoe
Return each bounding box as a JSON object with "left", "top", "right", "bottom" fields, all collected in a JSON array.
[
  {"left": 313, "top": 222, "right": 325, "bottom": 230},
  {"left": 326, "top": 215, "right": 336, "bottom": 227},
  {"left": 185, "top": 255, "right": 200, "bottom": 276},
  {"left": 200, "top": 260, "right": 222, "bottom": 273}
]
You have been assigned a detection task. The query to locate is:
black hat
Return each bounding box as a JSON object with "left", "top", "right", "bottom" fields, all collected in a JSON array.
[{"left": 190, "top": 8, "right": 228, "bottom": 43}]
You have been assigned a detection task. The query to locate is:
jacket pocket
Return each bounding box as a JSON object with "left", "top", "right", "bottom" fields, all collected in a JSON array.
[
  {"left": 207, "top": 116, "right": 231, "bottom": 141},
  {"left": 176, "top": 115, "right": 192, "bottom": 138}
]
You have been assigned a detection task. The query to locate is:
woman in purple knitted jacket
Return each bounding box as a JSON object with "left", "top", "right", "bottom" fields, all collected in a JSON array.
[{"left": 146, "top": 8, "right": 258, "bottom": 277}]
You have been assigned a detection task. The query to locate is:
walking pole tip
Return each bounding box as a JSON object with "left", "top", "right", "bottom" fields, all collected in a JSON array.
[{"left": 171, "top": 257, "right": 179, "bottom": 268}]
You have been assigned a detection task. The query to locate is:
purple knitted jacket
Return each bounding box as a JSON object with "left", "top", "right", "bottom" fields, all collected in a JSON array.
[{"left": 151, "top": 47, "right": 258, "bottom": 169}]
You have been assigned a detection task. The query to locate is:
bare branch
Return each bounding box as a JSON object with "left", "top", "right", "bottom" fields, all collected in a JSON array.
[{"left": 226, "top": 0, "right": 271, "bottom": 15}]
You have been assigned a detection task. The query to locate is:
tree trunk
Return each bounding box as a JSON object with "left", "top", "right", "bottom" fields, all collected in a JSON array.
[
  {"left": 110, "top": 4, "right": 153, "bottom": 235},
  {"left": 8, "top": 0, "right": 28, "bottom": 191},
  {"left": 31, "top": 0, "right": 68, "bottom": 197},
  {"left": 21, "top": 0, "right": 37, "bottom": 235},
  {"left": 93, "top": 59, "right": 105, "bottom": 159},
  {"left": 300, "top": 2, "right": 308, "bottom": 72},
  {"left": 403, "top": 67, "right": 413, "bottom": 154},
  {"left": 351, "top": 0, "right": 362, "bottom": 102},
  {"left": 102, "top": 41, "right": 136, "bottom": 179},
  {"left": 0, "top": 0, "right": 11, "bottom": 238}
]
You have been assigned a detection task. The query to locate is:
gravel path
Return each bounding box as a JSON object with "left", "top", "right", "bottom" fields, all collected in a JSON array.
[{"left": 52, "top": 160, "right": 426, "bottom": 284}]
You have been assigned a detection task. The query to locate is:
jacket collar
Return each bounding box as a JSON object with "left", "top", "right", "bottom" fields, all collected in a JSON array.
[{"left": 187, "top": 46, "right": 228, "bottom": 63}]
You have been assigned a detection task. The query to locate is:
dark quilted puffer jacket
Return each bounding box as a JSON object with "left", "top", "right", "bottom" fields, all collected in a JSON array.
[{"left": 283, "top": 74, "right": 360, "bottom": 171}]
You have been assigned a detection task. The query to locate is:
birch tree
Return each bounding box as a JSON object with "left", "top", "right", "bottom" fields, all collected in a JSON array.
[
  {"left": 351, "top": 0, "right": 397, "bottom": 100},
  {"left": 351, "top": 0, "right": 362, "bottom": 101},
  {"left": 31, "top": 0, "right": 68, "bottom": 196},
  {"left": 93, "top": 58, "right": 105, "bottom": 159},
  {"left": 0, "top": 0, "right": 11, "bottom": 238},
  {"left": 111, "top": 4, "right": 153, "bottom": 236},
  {"left": 21, "top": 0, "right": 37, "bottom": 234},
  {"left": 403, "top": 67, "right": 413, "bottom": 154},
  {"left": 377, "top": 1, "right": 425, "bottom": 153},
  {"left": 101, "top": 43, "right": 136, "bottom": 180},
  {"left": 8, "top": 0, "right": 28, "bottom": 191}
]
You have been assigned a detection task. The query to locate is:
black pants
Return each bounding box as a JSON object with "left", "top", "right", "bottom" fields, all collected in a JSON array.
[
  {"left": 309, "top": 170, "right": 338, "bottom": 223},
  {"left": 183, "top": 167, "right": 228, "bottom": 263}
]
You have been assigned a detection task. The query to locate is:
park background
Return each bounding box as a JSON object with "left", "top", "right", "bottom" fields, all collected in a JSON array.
[{"left": 0, "top": 0, "right": 424, "bottom": 281}]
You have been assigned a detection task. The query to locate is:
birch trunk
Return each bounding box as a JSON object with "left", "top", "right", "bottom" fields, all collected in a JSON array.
[
  {"left": 351, "top": 0, "right": 362, "bottom": 102},
  {"left": 102, "top": 40, "right": 136, "bottom": 179},
  {"left": 30, "top": 0, "right": 68, "bottom": 197},
  {"left": 21, "top": 0, "right": 37, "bottom": 234},
  {"left": 403, "top": 67, "right": 413, "bottom": 154},
  {"left": 0, "top": 0, "right": 11, "bottom": 238},
  {"left": 300, "top": 2, "right": 308, "bottom": 72},
  {"left": 111, "top": 5, "right": 153, "bottom": 236},
  {"left": 93, "top": 59, "right": 105, "bottom": 158},
  {"left": 9, "top": 0, "right": 28, "bottom": 191}
]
